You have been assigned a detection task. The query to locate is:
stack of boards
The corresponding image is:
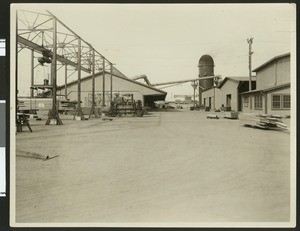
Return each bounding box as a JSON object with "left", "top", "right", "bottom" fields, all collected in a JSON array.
[{"left": 244, "top": 114, "right": 288, "bottom": 130}]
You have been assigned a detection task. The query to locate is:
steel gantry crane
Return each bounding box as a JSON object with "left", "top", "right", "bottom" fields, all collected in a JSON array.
[{"left": 16, "top": 9, "right": 116, "bottom": 125}]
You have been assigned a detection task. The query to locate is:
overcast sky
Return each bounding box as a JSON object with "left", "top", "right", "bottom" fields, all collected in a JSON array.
[{"left": 14, "top": 3, "right": 295, "bottom": 99}]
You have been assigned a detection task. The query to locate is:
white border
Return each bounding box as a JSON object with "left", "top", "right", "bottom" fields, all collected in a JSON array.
[{"left": 10, "top": 3, "right": 297, "bottom": 228}]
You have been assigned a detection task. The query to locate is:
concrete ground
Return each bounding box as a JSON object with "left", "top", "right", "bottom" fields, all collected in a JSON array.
[{"left": 15, "top": 110, "right": 290, "bottom": 224}]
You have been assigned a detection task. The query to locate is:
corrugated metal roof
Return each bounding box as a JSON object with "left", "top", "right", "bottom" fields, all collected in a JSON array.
[
  {"left": 252, "top": 53, "right": 290, "bottom": 72},
  {"left": 218, "top": 76, "right": 255, "bottom": 89},
  {"left": 57, "top": 71, "right": 167, "bottom": 95}
]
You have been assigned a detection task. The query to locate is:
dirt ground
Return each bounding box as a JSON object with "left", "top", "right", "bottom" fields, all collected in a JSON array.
[{"left": 14, "top": 110, "right": 291, "bottom": 225}]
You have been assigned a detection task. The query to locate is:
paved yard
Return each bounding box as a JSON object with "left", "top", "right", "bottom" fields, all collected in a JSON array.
[{"left": 14, "top": 110, "right": 290, "bottom": 225}]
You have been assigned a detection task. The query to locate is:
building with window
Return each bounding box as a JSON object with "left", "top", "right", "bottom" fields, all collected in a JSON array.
[
  {"left": 202, "top": 87, "right": 222, "bottom": 110},
  {"left": 202, "top": 77, "right": 255, "bottom": 111},
  {"left": 241, "top": 53, "right": 290, "bottom": 116}
]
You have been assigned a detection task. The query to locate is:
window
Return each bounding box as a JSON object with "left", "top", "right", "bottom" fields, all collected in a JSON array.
[
  {"left": 254, "top": 95, "right": 263, "bottom": 109},
  {"left": 226, "top": 94, "right": 231, "bottom": 107},
  {"left": 272, "top": 95, "right": 281, "bottom": 109},
  {"left": 283, "top": 95, "right": 290, "bottom": 109},
  {"left": 271, "top": 94, "right": 290, "bottom": 110}
]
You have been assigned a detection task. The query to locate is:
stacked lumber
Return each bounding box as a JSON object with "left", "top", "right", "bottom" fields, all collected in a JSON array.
[{"left": 243, "top": 114, "right": 287, "bottom": 130}]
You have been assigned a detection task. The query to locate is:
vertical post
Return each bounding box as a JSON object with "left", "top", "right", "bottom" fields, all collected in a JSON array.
[
  {"left": 110, "top": 63, "right": 113, "bottom": 107},
  {"left": 194, "top": 81, "right": 196, "bottom": 108},
  {"left": 213, "top": 86, "right": 216, "bottom": 111},
  {"left": 102, "top": 58, "right": 105, "bottom": 107},
  {"left": 92, "top": 49, "right": 95, "bottom": 109},
  {"left": 52, "top": 18, "right": 57, "bottom": 114},
  {"left": 74, "top": 37, "right": 84, "bottom": 120},
  {"left": 46, "top": 16, "right": 63, "bottom": 125},
  {"left": 16, "top": 9, "right": 19, "bottom": 130},
  {"left": 31, "top": 49, "right": 34, "bottom": 98},
  {"left": 78, "top": 38, "right": 81, "bottom": 111},
  {"left": 191, "top": 80, "right": 196, "bottom": 109},
  {"left": 198, "top": 80, "right": 202, "bottom": 108},
  {"left": 64, "top": 64, "right": 67, "bottom": 99},
  {"left": 15, "top": 10, "right": 19, "bottom": 115},
  {"left": 77, "top": 38, "right": 81, "bottom": 112},
  {"left": 247, "top": 38, "right": 254, "bottom": 91},
  {"left": 89, "top": 48, "right": 98, "bottom": 118}
]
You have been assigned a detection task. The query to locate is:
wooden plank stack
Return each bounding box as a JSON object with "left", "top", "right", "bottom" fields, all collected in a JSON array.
[{"left": 243, "top": 114, "right": 287, "bottom": 130}]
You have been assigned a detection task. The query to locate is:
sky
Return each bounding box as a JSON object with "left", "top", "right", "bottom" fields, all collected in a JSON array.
[{"left": 13, "top": 3, "right": 295, "bottom": 99}]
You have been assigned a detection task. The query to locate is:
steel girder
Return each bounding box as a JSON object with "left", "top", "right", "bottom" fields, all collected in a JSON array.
[{"left": 17, "top": 9, "right": 114, "bottom": 123}]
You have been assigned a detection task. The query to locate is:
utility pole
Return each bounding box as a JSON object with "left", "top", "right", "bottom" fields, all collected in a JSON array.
[
  {"left": 247, "top": 37, "right": 254, "bottom": 91},
  {"left": 191, "top": 81, "right": 197, "bottom": 109}
]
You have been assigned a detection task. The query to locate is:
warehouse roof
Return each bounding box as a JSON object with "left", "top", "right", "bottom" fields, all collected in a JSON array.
[
  {"left": 57, "top": 71, "right": 167, "bottom": 95},
  {"left": 252, "top": 53, "right": 290, "bottom": 72},
  {"left": 218, "top": 76, "right": 255, "bottom": 89},
  {"left": 240, "top": 82, "right": 290, "bottom": 95}
]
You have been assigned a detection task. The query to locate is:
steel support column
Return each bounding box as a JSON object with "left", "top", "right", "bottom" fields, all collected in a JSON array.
[
  {"left": 64, "top": 64, "right": 67, "bottom": 99},
  {"left": 46, "top": 17, "right": 63, "bottom": 125},
  {"left": 74, "top": 37, "right": 84, "bottom": 120},
  {"left": 31, "top": 49, "right": 34, "bottom": 98},
  {"left": 89, "top": 49, "right": 99, "bottom": 118}
]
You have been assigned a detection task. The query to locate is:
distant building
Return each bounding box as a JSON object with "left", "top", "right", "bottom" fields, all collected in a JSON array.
[
  {"left": 241, "top": 53, "right": 290, "bottom": 116},
  {"left": 173, "top": 95, "right": 193, "bottom": 104}
]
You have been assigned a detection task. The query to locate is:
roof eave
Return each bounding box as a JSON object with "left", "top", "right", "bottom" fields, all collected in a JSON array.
[
  {"left": 252, "top": 53, "right": 290, "bottom": 72},
  {"left": 57, "top": 71, "right": 167, "bottom": 95}
]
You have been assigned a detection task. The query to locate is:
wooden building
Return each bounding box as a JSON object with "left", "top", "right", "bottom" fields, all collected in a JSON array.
[
  {"left": 202, "top": 77, "right": 255, "bottom": 111},
  {"left": 241, "top": 53, "right": 290, "bottom": 116}
]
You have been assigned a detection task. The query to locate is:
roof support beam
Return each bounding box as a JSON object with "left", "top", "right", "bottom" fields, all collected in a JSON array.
[{"left": 18, "top": 35, "right": 91, "bottom": 73}]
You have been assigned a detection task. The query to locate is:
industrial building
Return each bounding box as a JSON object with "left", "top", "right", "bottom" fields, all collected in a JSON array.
[
  {"left": 199, "top": 53, "right": 290, "bottom": 115},
  {"left": 217, "top": 77, "right": 256, "bottom": 112},
  {"left": 15, "top": 10, "right": 167, "bottom": 124},
  {"left": 57, "top": 70, "right": 167, "bottom": 109},
  {"left": 241, "top": 53, "right": 290, "bottom": 116},
  {"left": 201, "top": 87, "right": 222, "bottom": 110},
  {"left": 201, "top": 76, "right": 255, "bottom": 112}
]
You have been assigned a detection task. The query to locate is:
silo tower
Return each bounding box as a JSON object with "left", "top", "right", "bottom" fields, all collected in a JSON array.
[
  {"left": 198, "top": 55, "right": 214, "bottom": 90},
  {"left": 198, "top": 55, "right": 215, "bottom": 107}
]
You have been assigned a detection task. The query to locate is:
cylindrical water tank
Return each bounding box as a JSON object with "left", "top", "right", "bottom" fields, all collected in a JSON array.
[{"left": 198, "top": 55, "right": 214, "bottom": 90}]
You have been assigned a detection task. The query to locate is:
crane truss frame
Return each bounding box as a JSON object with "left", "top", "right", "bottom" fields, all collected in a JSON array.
[{"left": 17, "top": 9, "right": 114, "bottom": 124}]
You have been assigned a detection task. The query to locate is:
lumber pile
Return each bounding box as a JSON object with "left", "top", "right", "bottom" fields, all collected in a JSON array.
[{"left": 243, "top": 114, "right": 287, "bottom": 130}]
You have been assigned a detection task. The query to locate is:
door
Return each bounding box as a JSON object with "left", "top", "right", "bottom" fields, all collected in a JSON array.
[{"left": 226, "top": 94, "right": 231, "bottom": 110}]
